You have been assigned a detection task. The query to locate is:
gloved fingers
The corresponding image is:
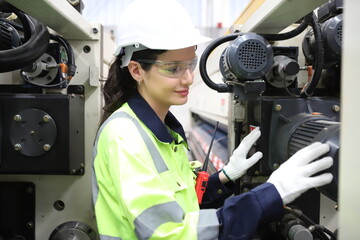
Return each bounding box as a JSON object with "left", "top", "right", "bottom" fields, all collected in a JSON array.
[
  {"left": 301, "top": 156, "right": 334, "bottom": 177},
  {"left": 233, "top": 127, "right": 261, "bottom": 157},
  {"left": 289, "top": 142, "right": 330, "bottom": 166},
  {"left": 305, "top": 172, "right": 334, "bottom": 189},
  {"left": 247, "top": 151, "right": 263, "bottom": 167}
]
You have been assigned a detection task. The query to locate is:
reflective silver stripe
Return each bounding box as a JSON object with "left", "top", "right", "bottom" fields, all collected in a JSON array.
[
  {"left": 134, "top": 201, "right": 184, "bottom": 240},
  {"left": 92, "top": 111, "right": 168, "bottom": 204},
  {"left": 122, "top": 112, "right": 168, "bottom": 173},
  {"left": 197, "top": 209, "right": 220, "bottom": 240},
  {"left": 99, "top": 234, "right": 122, "bottom": 240}
]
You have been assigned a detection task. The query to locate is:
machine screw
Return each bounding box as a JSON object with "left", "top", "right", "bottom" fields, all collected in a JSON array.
[
  {"left": 26, "top": 222, "right": 34, "bottom": 229},
  {"left": 332, "top": 105, "right": 340, "bottom": 112},
  {"left": 14, "top": 143, "right": 22, "bottom": 151},
  {"left": 92, "top": 28, "right": 98, "bottom": 34},
  {"left": 14, "top": 114, "right": 22, "bottom": 122},
  {"left": 273, "top": 163, "right": 280, "bottom": 169},
  {"left": 26, "top": 186, "right": 34, "bottom": 194},
  {"left": 43, "top": 144, "right": 51, "bottom": 151},
  {"left": 274, "top": 104, "right": 282, "bottom": 112},
  {"left": 43, "top": 115, "right": 51, "bottom": 122}
]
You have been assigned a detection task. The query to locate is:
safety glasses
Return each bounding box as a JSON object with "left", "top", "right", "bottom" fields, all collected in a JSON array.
[{"left": 136, "top": 56, "right": 198, "bottom": 78}]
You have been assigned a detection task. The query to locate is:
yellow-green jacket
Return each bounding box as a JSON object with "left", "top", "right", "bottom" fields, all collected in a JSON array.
[{"left": 92, "top": 94, "right": 220, "bottom": 240}]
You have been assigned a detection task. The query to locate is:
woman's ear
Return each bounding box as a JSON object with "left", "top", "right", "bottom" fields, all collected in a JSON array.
[{"left": 128, "top": 61, "right": 143, "bottom": 83}]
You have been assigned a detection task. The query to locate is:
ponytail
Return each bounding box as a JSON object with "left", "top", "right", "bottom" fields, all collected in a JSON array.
[{"left": 101, "top": 49, "right": 166, "bottom": 124}]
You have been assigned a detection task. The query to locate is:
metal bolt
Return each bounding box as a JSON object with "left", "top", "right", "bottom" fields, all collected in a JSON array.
[
  {"left": 274, "top": 104, "right": 282, "bottom": 112},
  {"left": 80, "top": 163, "right": 85, "bottom": 168},
  {"left": 14, "top": 114, "right": 22, "bottom": 122},
  {"left": 332, "top": 105, "right": 340, "bottom": 112},
  {"left": 14, "top": 143, "right": 22, "bottom": 151},
  {"left": 26, "top": 222, "right": 34, "bottom": 229},
  {"left": 30, "top": 130, "right": 35, "bottom": 136},
  {"left": 92, "top": 28, "right": 98, "bottom": 34},
  {"left": 43, "top": 115, "right": 51, "bottom": 122},
  {"left": 26, "top": 186, "right": 34, "bottom": 194},
  {"left": 43, "top": 144, "right": 51, "bottom": 151},
  {"left": 335, "top": 203, "right": 338, "bottom": 211},
  {"left": 273, "top": 163, "right": 280, "bottom": 170}
]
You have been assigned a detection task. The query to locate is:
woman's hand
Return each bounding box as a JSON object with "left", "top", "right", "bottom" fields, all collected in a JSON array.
[{"left": 221, "top": 128, "right": 263, "bottom": 182}]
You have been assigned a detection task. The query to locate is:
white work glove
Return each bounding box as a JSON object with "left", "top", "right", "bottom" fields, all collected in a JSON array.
[
  {"left": 222, "top": 128, "right": 263, "bottom": 181},
  {"left": 267, "top": 142, "right": 334, "bottom": 205}
]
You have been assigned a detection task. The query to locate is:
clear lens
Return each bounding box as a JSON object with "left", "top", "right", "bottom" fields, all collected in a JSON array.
[{"left": 137, "top": 57, "right": 198, "bottom": 78}]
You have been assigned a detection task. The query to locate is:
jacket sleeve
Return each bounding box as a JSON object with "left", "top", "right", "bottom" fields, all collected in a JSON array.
[
  {"left": 216, "top": 182, "right": 284, "bottom": 240},
  {"left": 200, "top": 171, "right": 235, "bottom": 209}
]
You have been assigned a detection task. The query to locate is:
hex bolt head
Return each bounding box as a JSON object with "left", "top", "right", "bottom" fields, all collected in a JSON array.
[
  {"left": 14, "top": 143, "right": 22, "bottom": 151},
  {"left": 26, "top": 222, "right": 34, "bottom": 229},
  {"left": 14, "top": 114, "right": 22, "bottom": 122},
  {"left": 43, "top": 144, "right": 51, "bottom": 151},
  {"left": 274, "top": 104, "right": 282, "bottom": 112},
  {"left": 332, "top": 105, "right": 340, "bottom": 112},
  {"left": 43, "top": 115, "right": 51, "bottom": 122},
  {"left": 273, "top": 163, "right": 280, "bottom": 170}
]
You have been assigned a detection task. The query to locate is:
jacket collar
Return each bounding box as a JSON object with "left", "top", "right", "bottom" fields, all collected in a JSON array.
[{"left": 128, "top": 91, "right": 187, "bottom": 144}]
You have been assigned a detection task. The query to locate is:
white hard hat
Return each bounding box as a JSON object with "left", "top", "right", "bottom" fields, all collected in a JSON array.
[{"left": 114, "top": 0, "right": 211, "bottom": 67}]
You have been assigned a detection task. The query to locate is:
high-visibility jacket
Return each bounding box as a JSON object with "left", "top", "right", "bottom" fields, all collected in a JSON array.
[
  {"left": 93, "top": 92, "right": 284, "bottom": 240},
  {"left": 93, "top": 96, "right": 221, "bottom": 239}
]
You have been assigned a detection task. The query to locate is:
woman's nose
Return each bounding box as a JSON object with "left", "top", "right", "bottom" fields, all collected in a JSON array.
[{"left": 181, "top": 69, "right": 194, "bottom": 86}]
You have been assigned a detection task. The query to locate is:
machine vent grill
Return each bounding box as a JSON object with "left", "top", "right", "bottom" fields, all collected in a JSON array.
[
  {"left": 289, "top": 120, "right": 332, "bottom": 156},
  {"left": 238, "top": 40, "right": 267, "bottom": 70}
]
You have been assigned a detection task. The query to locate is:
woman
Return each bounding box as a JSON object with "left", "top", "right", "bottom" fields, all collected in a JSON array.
[{"left": 92, "top": 0, "right": 334, "bottom": 239}]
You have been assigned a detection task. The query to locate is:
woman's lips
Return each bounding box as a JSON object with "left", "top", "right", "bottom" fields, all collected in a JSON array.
[{"left": 175, "top": 89, "right": 189, "bottom": 96}]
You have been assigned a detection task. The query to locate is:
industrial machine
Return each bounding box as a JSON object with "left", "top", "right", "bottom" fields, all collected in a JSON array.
[
  {"left": 189, "top": 0, "right": 342, "bottom": 239},
  {"left": 1, "top": 0, "right": 359, "bottom": 239},
  {"left": 0, "top": 0, "right": 113, "bottom": 239}
]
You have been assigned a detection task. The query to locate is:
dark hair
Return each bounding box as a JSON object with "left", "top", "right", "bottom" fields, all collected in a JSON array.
[{"left": 101, "top": 49, "right": 166, "bottom": 123}]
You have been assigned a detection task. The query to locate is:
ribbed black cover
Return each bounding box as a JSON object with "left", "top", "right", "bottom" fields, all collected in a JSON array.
[{"left": 289, "top": 120, "right": 331, "bottom": 155}]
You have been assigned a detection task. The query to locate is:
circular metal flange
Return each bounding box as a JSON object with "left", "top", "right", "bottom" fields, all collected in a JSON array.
[
  {"left": 49, "top": 221, "right": 98, "bottom": 240},
  {"left": 10, "top": 108, "right": 57, "bottom": 157}
]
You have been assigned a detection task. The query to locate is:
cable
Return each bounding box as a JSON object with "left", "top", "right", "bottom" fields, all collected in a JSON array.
[
  {"left": 300, "top": 12, "right": 324, "bottom": 97},
  {"left": 261, "top": 12, "right": 313, "bottom": 41},
  {"left": 284, "top": 206, "right": 336, "bottom": 240},
  {"left": 0, "top": 9, "right": 50, "bottom": 72},
  {"left": 314, "top": 225, "right": 337, "bottom": 240},
  {"left": 50, "top": 34, "right": 77, "bottom": 80},
  {"left": 199, "top": 33, "right": 241, "bottom": 93}
]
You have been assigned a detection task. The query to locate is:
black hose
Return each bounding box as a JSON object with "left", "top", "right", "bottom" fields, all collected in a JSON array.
[
  {"left": 199, "top": 33, "right": 241, "bottom": 93},
  {"left": 321, "top": 226, "right": 337, "bottom": 240},
  {"left": 261, "top": 12, "right": 313, "bottom": 41},
  {"left": 285, "top": 206, "right": 332, "bottom": 240},
  {"left": 0, "top": 10, "right": 50, "bottom": 73},
  {"left": 300, "top": 12, "right": 324, "bottom": 97}
]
